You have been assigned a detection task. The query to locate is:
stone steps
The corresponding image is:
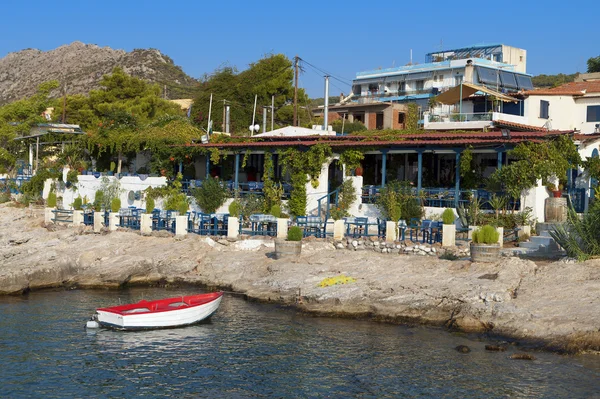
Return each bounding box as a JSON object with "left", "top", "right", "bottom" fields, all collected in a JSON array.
[{"left": 505, "top": 223, "right": 565, "bottom": 258}]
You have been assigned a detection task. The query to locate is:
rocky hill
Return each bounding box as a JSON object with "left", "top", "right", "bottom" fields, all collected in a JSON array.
[{"left": 0, "top": 41, "right": 197, "bottom": 104}]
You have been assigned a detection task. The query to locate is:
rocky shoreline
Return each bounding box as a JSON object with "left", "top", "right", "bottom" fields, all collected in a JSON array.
[{"left": 0, "top": 203, "right": 598, "bottom": 354}]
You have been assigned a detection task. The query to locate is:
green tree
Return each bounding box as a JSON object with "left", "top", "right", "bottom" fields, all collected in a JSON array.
[
  {"left": 587, "top": 56, "right": 600, "bottom": 73},
  {"left": 191, "top": 54, "right": 310, "bottom": 133}
]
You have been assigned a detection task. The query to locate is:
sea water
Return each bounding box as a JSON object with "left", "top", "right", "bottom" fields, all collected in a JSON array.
[{"left": 0, "top": 289, "right": 598, "bottom": 398}]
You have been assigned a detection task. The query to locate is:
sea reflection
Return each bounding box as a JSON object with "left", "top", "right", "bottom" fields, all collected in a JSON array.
[{"left": 0, "top": 289, "right": 598, "bottom": 398}]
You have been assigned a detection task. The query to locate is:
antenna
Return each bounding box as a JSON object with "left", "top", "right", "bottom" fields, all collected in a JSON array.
[{"left": 410, "top": 49, "right": 413, "bottom": 65}]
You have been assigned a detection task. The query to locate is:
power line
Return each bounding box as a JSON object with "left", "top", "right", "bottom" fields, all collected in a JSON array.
[{"left": 299, "top": 58, "right": 353, "bottom": 87}]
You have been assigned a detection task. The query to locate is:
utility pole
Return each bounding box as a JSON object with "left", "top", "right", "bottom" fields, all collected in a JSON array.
[
  {"left": 323, "top": 76, "right": 330, "bottom": 131},
  {"left": 293, "top": 55, "right": 299, "bottom": 127},
  {"left": 271, "top": 95, "right": 275, "bottom": 131},
  {"left": 262, "top": 107, "right": 267, "bottom": 133},
  {"left": 222, "top": 99, "right": 226, "bottom": 133}
]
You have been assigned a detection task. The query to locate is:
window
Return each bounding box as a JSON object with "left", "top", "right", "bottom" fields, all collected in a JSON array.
[
  {"left": 398, "top": 82, "right": 406, "bottom": 93},
  {"left": 398, "top": 113, "right": 405, "bottom": 124},
  {"left": 540, "top": 100, "right": 550, "bottom": 119},
  {"left": 416, "top": 80, "right": 424, "bottom": 91},
  {"left": 368, "top": 83, "right": 378, "bottom": 93},
  {"left": 587, "top": 105, "right": 600, "bottom": 122}
]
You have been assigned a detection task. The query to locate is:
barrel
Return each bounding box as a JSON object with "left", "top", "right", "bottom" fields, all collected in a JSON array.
[
  {"left": 545, "top": 197, "right": 567, "bottom": 223},
  {"left": 274, "top": 239, "right": 302, "bottom": 260},
  {"left": 470, "top": 243, "right": 500, "bottom": 263}
]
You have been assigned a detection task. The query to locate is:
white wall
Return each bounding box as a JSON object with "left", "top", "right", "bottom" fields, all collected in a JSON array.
[
  {"left": 53, "top": 174, "right": 168, "bottom": 210},
  {"left": 525, "top": 95, "right": 576, "bottom": 130}
]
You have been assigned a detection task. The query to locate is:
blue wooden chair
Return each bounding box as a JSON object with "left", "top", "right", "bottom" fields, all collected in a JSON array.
[{"left": 409, "top": 218, "right": 421, "bottom": 241}]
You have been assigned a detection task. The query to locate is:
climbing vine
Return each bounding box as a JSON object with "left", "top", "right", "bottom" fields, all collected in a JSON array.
[
  {"left": 339, "top": 149, "right": 364, "bottom": 176},
  {"left": 406, "top": 103, "right": 419, "bottom": 130},
  {"left": 262, "top": 152, "right": 283, "bottom": 212}
]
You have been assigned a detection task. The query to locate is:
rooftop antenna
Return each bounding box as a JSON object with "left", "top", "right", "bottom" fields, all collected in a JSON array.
[{"left": 410, "top": 49, "right": 413, "bottom": 65}]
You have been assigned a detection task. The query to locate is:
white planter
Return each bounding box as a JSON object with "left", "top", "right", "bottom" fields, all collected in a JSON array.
[
  {"left": 108, "top": 212, "right": 119, "bottom": 231},
  {"left": 175, "top": 215, "right": 188, "bottom": 236},
  {"left": 518, "top": 225, "right": 531, "bottom": 238},
  {"left": 385, "top": 221, "right": 397, "bottom": 242},
  {"left": 93, "top": 211, "right": 104, "bottom": 233},
  {"left": 333, "top": 219, "right": 345, "bottom": 240},
  {"left": 140, "top": 213, "right": 152, "bottom": 234},
  {"left": 442, "top": 224, "right": 456, "bottom": 247},
  {"left": 44, "top": 207, "right": 55, "bottom": 224},
  {"left": 496, "top": 226, "right": 504, "bottom": 247},
  {"left": 227, "top": 216, "right": 240, "bottom": 239},
  {"left": 72, "top": 210, "right": 84, "bottom": 226},
  {"left": 276, "top": 218, "right": 288, "bottom": 239}
]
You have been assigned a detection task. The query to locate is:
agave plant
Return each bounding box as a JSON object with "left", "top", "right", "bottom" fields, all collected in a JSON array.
[{"left": 549, "top": 201, "right": 600, "bottom": 261}]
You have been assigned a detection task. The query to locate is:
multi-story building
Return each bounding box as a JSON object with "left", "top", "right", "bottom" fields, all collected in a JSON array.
[{"left": 347, "top": 44, "right": 533, "bottom": 125}]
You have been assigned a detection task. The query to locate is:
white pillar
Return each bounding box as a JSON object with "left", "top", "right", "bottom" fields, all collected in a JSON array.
[
  {"left": 227, "top": 216, "right": 240, "bottom": 239},
  {"left": 333, "top": 219, "right": 345, "bottom": 240},
  {"left": 518, "top": 225, "right": 531, "bottom": 238},
  {"left": 72, "top": 210, "right": 84, "bottom": 226},
  {"left": 276, "top": 218, "right": 288, "bottom": 239},
  {"left": 175, "top": 215, "right": 188, "bottom": 236},
  {"left": 44, "top": 207, "right": 55, "bottom": 224},
  {"left": 385, "top": 221, "right": 397, "bottom": 242},
  {"left": 348, "top": 175, "right": 363, "bottom": 216},
  {"left": 108, "top": 212, "right": 119, "bottom": 231},
  {"left": 93, "top": 211, "right": 104, "bottom": 233},
  {"left": 140, "top": 213, "right": 152, "bottom": 235},
  {"left": 442, "top": 224, "right": 456, "bottom": 247}
]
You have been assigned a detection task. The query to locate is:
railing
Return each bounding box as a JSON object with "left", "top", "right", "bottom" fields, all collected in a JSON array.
[
  {"left": 119, "top": 207, "right": 143, "bottom": 230},
  {"left": 188, "top": 212, "right": 229, "bottom": 236},
  {"left": 0, "top": 177, "right": 32, "bottom": 194},
  {"left": 52, "top": 209, "right": 73, "bottom": 223},
  {"left": 427, "top": 112, "right": 493, "bottom": 123},
  {"left": 317, "top": 188, "right": 339, "bottom": 220},
  {"left": 361, "top": 185, "right": 520, "bottom": 209},
  {"left": 183, "top": 180, "right": 292, "bottom": 199},
  {"left": 356, "top": 88, "right": 434, "bottom": 104}
]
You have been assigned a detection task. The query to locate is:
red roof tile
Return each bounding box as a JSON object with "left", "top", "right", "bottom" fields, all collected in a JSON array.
[
  {"left": 493, "top": 120, "right": 545, "bottom": 132},
  {"left": 525, "top": 81, "right": 600, "bottom": 96}
]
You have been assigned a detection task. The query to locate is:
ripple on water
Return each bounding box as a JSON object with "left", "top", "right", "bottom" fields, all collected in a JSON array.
[{"left": 0, "top": 289, "right": 598, "bottom": 398}]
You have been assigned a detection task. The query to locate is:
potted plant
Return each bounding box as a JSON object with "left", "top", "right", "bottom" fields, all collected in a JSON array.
[
  {"left": 546, "top": 183, "right": 561, "bottom": 198},
  {"left": 441, "top": 208, "right": 456, "bottom": 247},
  {"left": 274, "top": 226, "right": 303, "bottom": 260},
  {"left": 470, "top": 225, "right": 500, "bottom": 262}
]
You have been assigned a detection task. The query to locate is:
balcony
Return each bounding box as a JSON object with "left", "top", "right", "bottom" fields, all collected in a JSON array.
[
  {"left": 355, "top": 88, "right": 434, "bottom": 104},
  {"left": 423, "top": 112, "right": 531, "bottom": 130}
]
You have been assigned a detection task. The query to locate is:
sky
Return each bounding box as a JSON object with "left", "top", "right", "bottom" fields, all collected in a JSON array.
[{"left": 0, "top": 0, "right": 597, "bottom": 98}]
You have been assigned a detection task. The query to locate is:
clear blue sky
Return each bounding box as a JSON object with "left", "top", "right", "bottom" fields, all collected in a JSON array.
[{"left": 0, "top": 0, "right": 596, "bottom": 98}]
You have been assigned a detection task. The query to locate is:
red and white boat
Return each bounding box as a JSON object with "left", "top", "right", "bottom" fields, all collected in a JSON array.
[{"left": 86, "top": 292, "right": 223, "bottom": 330}]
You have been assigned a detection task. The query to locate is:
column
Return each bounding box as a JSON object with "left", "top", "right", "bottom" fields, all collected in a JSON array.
[
  {"left": 455, "top": 151, "right": 461, "bottom": 208},
  {"left": 417, "top": 150, "right": 423, "bottom": 193},
  {"left": 234, "top": 153, "right": 240, "bottom": 191},
  {"left": 381, "top": 150, "right": 387, "bottom": 187},
  {"left": 497, "top": 150, "right": 503, "bottom": 170}
]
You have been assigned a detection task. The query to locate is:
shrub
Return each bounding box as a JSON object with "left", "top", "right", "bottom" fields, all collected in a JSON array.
[
  {"left": 177, "top": 200, "right": 189, "bottom": 215},
  {"left": 228, "top": 200, "right": 241, "bottom": 217},
  {"left": 93, "top": 191, "right": 104, "bottom": 211},
  {"left": 110, "top": 197, "right": 121, "bottom": 213},
  {"left": 442, "top": 208, "right": 455, "bottom": 225},
  {"left": 240, "top": 194, "right": 265, "bottom": 219},
  {"left": 376, "top": 180, "right": 423, "bottom": 221},
  {"left": 47, "top": 192, "right": 57, "bottom": 208},
  {"left": 549, "top": 200, "right": 600, "bottom": 261},
  {"left": 472, "top": 225, "right": 499, "bottom": 245},
  {"left": 191, "top": 176, "right": 229, "bottom": 214},
  {"left": 269, "top": 204, "right": 282, "bottom": 218},
  {"left": 72, "top": 197, "right": 83, "bottom": 210},
  {"left": 145, "top": 197, "right": 155, "bottom": 214},
  {"left": 287, "top": 226, "right": 303, "bottom": 241}
]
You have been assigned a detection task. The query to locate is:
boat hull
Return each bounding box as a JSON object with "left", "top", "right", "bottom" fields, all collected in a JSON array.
[{"left": 96, "top": 292, "right": 223, "bottom": 330}]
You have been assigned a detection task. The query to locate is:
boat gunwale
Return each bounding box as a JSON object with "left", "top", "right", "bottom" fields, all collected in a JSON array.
[{"left": 96, "top": 292, "right": 223, "bottom": 316}]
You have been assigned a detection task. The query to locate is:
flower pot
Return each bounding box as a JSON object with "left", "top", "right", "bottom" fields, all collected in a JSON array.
[
  {"left": 552, "top": 190, "right": 562, "bottom": 198},
  {"left": 470, "top": 243, "right": 500, "bottom": 262},
  {"left": 274, "top": 238, "right": 302, "bottom": 260},
  {"left": 355, "top": 166, "right": 363, "bottom": 177}
]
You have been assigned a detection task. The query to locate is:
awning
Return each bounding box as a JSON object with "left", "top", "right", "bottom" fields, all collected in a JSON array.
[{"left": 434, "top": 82, "right": 519, "bottom": 105}]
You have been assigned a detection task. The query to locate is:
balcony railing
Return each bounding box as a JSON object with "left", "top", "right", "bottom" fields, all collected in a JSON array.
[
  {"left": 355, "top": 88, "right": 434, "bottom": 104},
  {"left": 427, "top": 112, "right": 493, "bottom": 123}
]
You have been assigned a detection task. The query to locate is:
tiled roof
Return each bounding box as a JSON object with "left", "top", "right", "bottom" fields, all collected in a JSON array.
[
  {"left": 493, "top": 120, "right": 544, "bottom": 132},
  {"left": 524, "top": 81, "right": 600, "bottom": 96}
]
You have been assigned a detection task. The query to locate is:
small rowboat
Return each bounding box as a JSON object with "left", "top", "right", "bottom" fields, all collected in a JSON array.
[{"left": 86, "top": 292, "right": 223, "bottom": 330}]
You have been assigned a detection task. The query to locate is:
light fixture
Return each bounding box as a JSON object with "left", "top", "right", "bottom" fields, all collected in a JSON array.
[{"left": 501, "top": 128, "right": 511, "bottom": 139}]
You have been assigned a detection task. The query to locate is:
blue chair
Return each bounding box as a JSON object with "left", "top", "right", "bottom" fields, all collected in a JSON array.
[
  {"left": 398, "top": 219, "right": 408, "bottom": 241},
  {"left": 409, "top": 218, "right": 421, "bottom": 241}
]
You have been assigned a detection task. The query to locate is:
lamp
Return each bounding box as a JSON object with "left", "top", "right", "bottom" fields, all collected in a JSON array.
[{"left": 501, "top": 128, "right": 511, "bottom": 139}]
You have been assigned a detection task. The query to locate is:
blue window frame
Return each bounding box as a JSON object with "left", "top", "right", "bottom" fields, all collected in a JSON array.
[
  {"left": 587, "top": 105, "right": 600, "bottom": 122},
  {"left": 540, "top": 100, "right": 549, "bottom": 119}
]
